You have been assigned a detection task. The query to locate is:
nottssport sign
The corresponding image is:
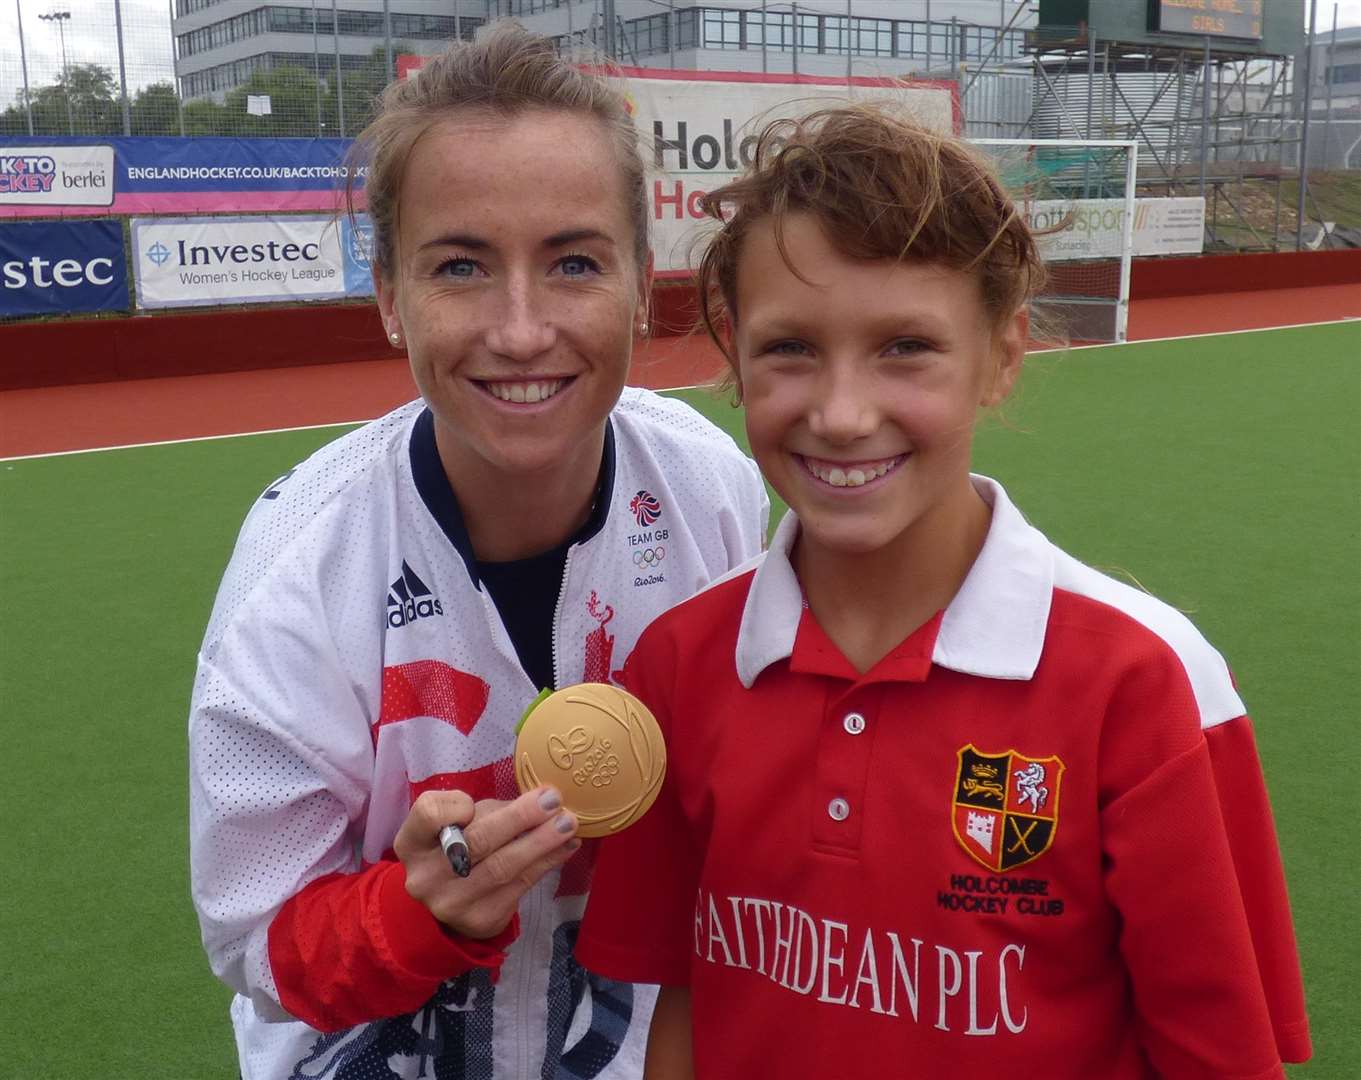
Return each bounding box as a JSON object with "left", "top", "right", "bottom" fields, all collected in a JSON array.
[
  {"left": 1026, "top": 197, "right": 1206, "bottom": 260},
  {"left": 0, "top": 218, "right": 129, "bottom": 318},
  {"left": 0, "top": 137, "right": 362, "bottom": 218},
  {"left": 130, "top": 214, "right": 374, "bottom": 309}
]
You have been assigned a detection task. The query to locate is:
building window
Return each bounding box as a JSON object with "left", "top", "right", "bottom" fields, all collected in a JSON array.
[
  {"left": 675, "top": 8, "right": 699, "bottom": 51},
  {"left": 1329, "top": 62, "right": 1360, "bottom": 85},
  {"left": 700, "top": 9, "right": 743, "bottom": 51},
  {"left": 624, "top": 13, "right": 670, "bottom": 59},
  {"left": 853, "top": 18, "right": 894, "bottom": 58},
  {"left": 747, "top": 11, "right": 793, "bottom": 50},
  {"left": 823, "top": 15, "right": 849, "bottom": 55},
  {"left": 796, "top": 12, "right": 820, "bottom": 53}
]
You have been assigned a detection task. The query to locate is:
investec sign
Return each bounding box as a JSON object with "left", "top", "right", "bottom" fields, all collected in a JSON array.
[
  {"left": 131, "top": 215, "right": 349, "bottom": 309},
  {"left": 0, "top": 145, "right": 115, "bottom": 207}
]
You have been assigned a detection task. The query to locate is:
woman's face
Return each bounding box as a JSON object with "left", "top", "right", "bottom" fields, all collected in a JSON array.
[{"left": 375, "top": 108, "right": 646, "bottom": 485}]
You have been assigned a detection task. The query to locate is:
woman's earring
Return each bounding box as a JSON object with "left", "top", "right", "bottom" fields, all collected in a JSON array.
[
  {"left": 638, "top": 322, "right": 649, "bottom": 335},
  {"left": 389, "top": 332, "right": 401, "bottom": 345}
]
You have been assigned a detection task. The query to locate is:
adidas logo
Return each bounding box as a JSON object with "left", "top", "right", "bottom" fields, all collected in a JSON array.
[{"left": 386, "top": 560, "right": 444, "bottom": 629}]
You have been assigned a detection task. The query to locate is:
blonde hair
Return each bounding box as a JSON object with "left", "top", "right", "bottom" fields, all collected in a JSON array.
[
  {"left": 695, "top": 105, "right": 1047, "bottom": 366},
  {"left": 346, "top": 21, "right": 648, "bottom": 276}
]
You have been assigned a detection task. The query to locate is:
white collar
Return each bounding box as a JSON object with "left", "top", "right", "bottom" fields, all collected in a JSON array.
[{"left": 735, "top": 475, "right": 1054, "bottom": 688}]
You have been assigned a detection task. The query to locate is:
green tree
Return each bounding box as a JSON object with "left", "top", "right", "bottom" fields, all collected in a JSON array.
[
  {"left": 181, "top": 98, "right": 228, "bottom": 137},
  {"left": 222, "top": 64, "right": 331, "bottom": 137},
  {"left": 130, "top": 82, "right": 183, "bottom": 137},
  {"left": 323, "top": 44, "right": 414, "bottom": 138},
  {"left": 35, "top": 63, "right": 120, "bottom": 135}
]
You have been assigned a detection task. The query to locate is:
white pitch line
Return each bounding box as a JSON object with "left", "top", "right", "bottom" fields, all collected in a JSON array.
[
  {"left": 2, "top": 320, "right": 1355, "bottom": 463},
  {"left": 1064, "top": 315, "right": 1359, "bottom": 352},
  {"left": 0, "top": 385, "right": 731, "bottom": 463},
  {"left": 0, "top": 419, "right": 366, "bottom": 463}
]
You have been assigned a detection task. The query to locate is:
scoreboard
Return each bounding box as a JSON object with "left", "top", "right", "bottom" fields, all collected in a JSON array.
[{"left": 1151, "top": 0, "right": 1264, "bottom": 40}]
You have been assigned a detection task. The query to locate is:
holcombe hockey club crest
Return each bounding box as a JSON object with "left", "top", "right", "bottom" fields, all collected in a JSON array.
[{"left": 952, "top": 745, "right": 1065, "bottom": 872}]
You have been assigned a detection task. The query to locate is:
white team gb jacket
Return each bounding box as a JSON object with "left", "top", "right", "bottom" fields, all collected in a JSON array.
[{"left": 189, "top": 389, "right": 769, "bottom": 1080}]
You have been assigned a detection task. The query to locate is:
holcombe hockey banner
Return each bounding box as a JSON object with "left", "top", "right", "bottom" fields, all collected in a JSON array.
[
  {"left": 393, "top": 62, "right": 959, "bottom": 276},
  {"left": 130, "top": 214, "right": 374, "bottom": 310},
  {"left": 618, "top": 69, "right": 956, "bottom": 275}
]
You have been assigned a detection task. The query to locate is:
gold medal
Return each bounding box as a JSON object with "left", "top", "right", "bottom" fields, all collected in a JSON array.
[{"left": 514, "top": 683, "right": 667, "bottom": 838}]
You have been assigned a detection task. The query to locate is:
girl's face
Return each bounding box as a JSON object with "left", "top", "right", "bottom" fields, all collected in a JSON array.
[
  {"left": 732, "top": 212, "right": 1024, "bottom": 563},
  {"left": 374, "top": 109, "right": 647, "bottom": 486}
]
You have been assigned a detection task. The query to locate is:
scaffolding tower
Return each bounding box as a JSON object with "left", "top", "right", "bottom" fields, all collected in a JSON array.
[{"left": 961, "top": 26, "right": 1325, "bottom": 251}]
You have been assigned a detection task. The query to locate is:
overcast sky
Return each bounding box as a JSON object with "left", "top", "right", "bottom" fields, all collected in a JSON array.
[
  {"left": 2, "top": 0, "right": 176, "bottom": 108},
  {"left": 2, "top": 0, "right": 1358, "bottom": 112}
]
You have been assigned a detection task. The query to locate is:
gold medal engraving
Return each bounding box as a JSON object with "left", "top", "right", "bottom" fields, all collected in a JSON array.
[{"left": 515, "top": 683, "right": 667, "bottom": 837}]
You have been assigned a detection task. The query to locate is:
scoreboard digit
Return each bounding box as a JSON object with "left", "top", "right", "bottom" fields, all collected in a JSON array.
[{"left": 1151, "top": 0, "right": 1264, "bottom": 41}]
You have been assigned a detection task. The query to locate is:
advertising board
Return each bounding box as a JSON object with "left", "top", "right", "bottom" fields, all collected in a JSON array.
[
  {"left": 1026, "top": 197, "right": 1206, "bottom": 260},
  {"left": 1152, "top": 0, "right": 1263, "bottom": 41},
  {"left": 0, "top": 137, "right": 361, "bottom": 219},
  {"left": 0, "top": 145, "right": 115, "bottom": 208},
  {"left": 624, "top": 70, "right": 956, "bottom": 274},
  {"left": 0, "top": 218, "right": 129, "bottom": 318},
  {"left": 391, "top": 60, "right": 958, "bottom": 276},
  {"left": 130, "top": 214, "right": 373, "bottom": 310}
]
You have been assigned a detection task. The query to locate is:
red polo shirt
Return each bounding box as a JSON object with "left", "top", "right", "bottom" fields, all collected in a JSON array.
[{"left": 577, "top": 476, "right": 1309, "bottom": 1079}]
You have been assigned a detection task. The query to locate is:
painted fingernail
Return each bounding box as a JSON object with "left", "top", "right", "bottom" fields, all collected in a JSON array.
[
  {"left": 566, "top": 839, "right": 582, "bottom": 853},
  {"left": 554, "top": 811, "right": 577, "bottom": 834},
  {"left": 538, "top": 788, "right": 562, "bottom": 812}
]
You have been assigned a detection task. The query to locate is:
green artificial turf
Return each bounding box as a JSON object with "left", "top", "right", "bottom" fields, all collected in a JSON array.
[{"left": 1, "top": 321, "right": 1356, "bottom": 1077}]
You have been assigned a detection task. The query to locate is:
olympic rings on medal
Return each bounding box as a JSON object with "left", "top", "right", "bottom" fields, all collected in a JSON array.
[{"left": 632, "top": 546, "right": 665, "bottom": 567}]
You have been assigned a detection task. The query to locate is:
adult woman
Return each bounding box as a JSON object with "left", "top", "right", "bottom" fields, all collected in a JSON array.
[{"left": 188, "top": 24, "right": 767, "bottom": 1080}]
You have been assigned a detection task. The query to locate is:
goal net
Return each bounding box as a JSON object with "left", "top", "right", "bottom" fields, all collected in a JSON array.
[{"left": 971, "top": 138, "right": 1138, "bottom": 343}]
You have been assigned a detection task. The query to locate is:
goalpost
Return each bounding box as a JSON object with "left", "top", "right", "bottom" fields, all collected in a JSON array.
[{"left": 971, "top": 138, "right": 1139, "bottom": 344}]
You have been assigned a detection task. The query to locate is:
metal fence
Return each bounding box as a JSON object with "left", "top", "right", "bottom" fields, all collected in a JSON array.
[{"left": 1, "top": 0, "right": 429, "bottom": 140}]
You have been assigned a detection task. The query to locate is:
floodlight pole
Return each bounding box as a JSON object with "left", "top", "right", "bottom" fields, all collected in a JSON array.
[
  {"left": 846, "top": 0, "right": 853, "bottom": 84},
  {"left": 383, "top": 0, "right": 393, "bottom": 82},
  {"left": 1296, "top": 0, "right": 1319, "bottom": 250},
  {"left": 760, "top": 0, "right": 767, "bottom": 73},
  {"left": 39, "top": 10, "right": 73, "bottom": 136},
  {"left": 1199, "top": 36, "right": 1210, "bottom": 198},
  {"left": 16, "top": 0, "right": 35, "bottom": 135},
  {"left": 332, "top": 0, "right": 344, "bottom": 135},
  {"left": 113, "top": 0, "right": 131, "bottom": 134},
  {"left": 311, "top": 0, "right": 322, "bottom": 136},
  {"left": 603, "top": 0, "right": 617, "bottom": 59},
  {"left": 1321, "top": 3, "right": 1337, "bottom": 169},
  {"left": 167, "top": 0, "right": 185, "bottom": 136}
]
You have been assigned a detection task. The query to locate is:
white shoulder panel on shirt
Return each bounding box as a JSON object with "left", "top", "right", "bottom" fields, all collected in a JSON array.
[
  {"left": 614, "top": 386, "right": 750, "bottom": 459},
  {"left": 703, "top": 549, "right": 766, "bottom": 594},
  {"left": 202, "top": 400, "right": 422, "bottom": 646},
  {"left": 1050, "top": 546, "right": 1246, "bottom": 730}
]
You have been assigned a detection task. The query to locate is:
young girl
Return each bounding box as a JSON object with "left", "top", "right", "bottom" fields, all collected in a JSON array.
[{"left": 577, "top": 107, "right": 1310, "bottom": 1078}]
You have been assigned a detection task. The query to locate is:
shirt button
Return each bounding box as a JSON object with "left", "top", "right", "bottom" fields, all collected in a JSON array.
[
  {"left": 843, "top": 712, "right": 866, "bottom": 735},
  {"left": 828, "top": 797, "right": 850, "bottom": 821}
]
